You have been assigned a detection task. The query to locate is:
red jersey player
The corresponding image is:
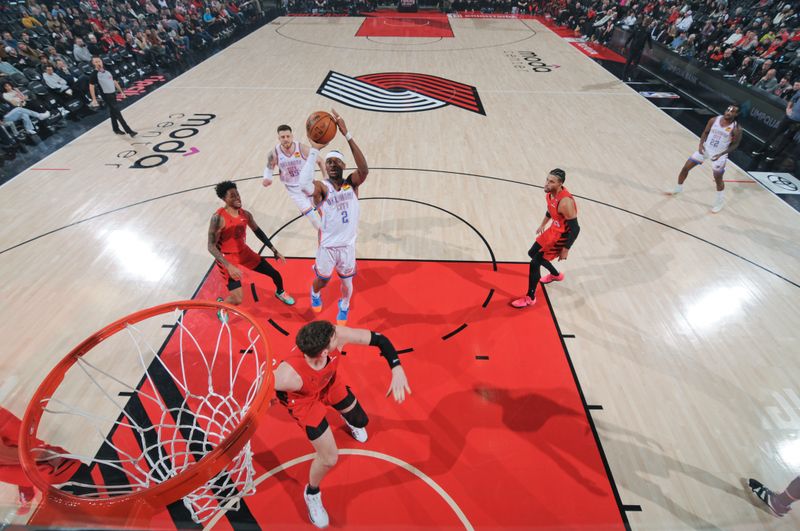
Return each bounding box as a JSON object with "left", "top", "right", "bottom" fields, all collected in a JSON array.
[
  {"left": 272, "top": 320, "right": 411, "bottom": 528},
  {"left": 512, "top": 168, "right": 580, "bottom": 308},
  {"left": 208, "top": 181, "right": 295, "bottom": 308}
]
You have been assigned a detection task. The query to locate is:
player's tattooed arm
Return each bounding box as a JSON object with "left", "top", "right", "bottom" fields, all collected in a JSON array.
[{"left": 207, "top": 213, "right": 229, "bottom": 266}]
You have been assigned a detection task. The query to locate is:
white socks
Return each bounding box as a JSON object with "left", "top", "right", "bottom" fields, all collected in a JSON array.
[{"left": 339, "top": 277, "right": 353, "bottom": 310}]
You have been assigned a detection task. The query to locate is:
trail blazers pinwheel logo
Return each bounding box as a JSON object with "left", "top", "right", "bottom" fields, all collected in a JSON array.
[{"left": 317, "top": 71, "right": 485, "bottom": 115}]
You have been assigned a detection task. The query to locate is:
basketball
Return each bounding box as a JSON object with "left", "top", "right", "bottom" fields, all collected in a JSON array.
[{"left": 306, "top": 111, "right": 337, "bottom": 144}]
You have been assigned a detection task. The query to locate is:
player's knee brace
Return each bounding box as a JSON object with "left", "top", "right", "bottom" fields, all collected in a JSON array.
[{"left": 341, "top": 402, "right": 368, "bottom": 428}]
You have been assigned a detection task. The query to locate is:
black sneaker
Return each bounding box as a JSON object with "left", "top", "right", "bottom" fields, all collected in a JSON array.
[
  {"left": 113, "top": 130, "right": 125, "bottom": 135},
  {"left": 751, "top": 150, "right": 765, "bottom": 156},
  {"left": 128, "top": 131, "right": 138, "bottom": 137},
  {"left": 765, "top": 155, "right": 776, "bottom": 161},
  {"left": 748, "top": 478, "right": 788, "bottom": 517}
]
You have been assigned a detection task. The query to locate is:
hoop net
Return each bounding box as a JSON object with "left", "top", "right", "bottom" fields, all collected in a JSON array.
[{"left": 20, "top": 300, "right": 273, "bottom": 526}]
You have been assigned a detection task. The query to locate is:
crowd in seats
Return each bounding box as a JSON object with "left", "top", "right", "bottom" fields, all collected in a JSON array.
[
  {"left": 0, "top": 0, "right": 264, "bottom": 163},
  {"left": 554, "top": 0, "right": 799, "bottom": 102}
]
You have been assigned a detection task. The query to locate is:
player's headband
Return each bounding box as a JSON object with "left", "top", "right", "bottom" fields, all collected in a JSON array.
[{"left": 325, "top": 151, "right": 345, "bottom": 164}]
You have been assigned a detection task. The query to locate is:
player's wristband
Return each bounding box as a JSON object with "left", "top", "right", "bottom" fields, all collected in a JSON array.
[
  {"left": 369, "top": 331, "right": 400, "bottom": 369},
  {"left": 345, "top": 132, "right": 353, "bottom": 141}
]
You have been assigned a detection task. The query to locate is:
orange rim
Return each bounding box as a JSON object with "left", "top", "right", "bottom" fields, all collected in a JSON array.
[{"left": 19, "top": 300, "right": 274, "bottom": 511}]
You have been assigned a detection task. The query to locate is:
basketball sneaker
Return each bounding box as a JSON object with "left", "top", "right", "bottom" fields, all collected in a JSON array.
[
  {"left": 215, "top": 297, "right": 228, "bottom": 323},
  {"left": 275, "top": 291, "right": 295, "bottom": 305},
  {"left": 344, "top": 419, "right": 368, "bottom": 443},
  {"left": 667, "top": 184, "right": 683, "bottom": 195},
  {"left": 711, "top": 197, "right": 725, "bottom": 213},
  {"left": 748, "top": 478, "right": 789, "bottom": 517},
  {"left": 303, "top": 485, "right": 330, "bottom": 528},
  {"left": 540, "top": 272, "right": 565, "bottom": 284},
  {"left": 510, "top": 295, "right": 535, "bottom": 308},
  {"left": 336, "top": 299, "right": 349, "bottom": 326},
  {"left": 311, "top": 290, "right": 322, "bottom": 313}
]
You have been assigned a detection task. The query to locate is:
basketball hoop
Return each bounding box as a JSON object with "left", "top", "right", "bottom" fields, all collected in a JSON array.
[{"left": 19, "top": 300, "right": 273, "bottom": 527}]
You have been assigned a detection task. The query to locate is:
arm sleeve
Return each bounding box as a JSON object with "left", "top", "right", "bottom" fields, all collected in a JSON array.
[
  {"left": 369, "top": 331, "right": 401, "bottom": 369},
  {"left": 299, "top": 148, "right": 319, "bottom": 196},
  {"left": 253, "top": 227, "right": 273, "bottom": 250},
  {"left": 563, "top": 218, "right": 580, "bottom": 249}
]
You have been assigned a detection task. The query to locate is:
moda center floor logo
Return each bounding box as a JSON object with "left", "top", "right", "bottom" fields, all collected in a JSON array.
[
  {"left": 504, "top": 51, "right": 560, "bottom": 72},
  {"left": 317, "top": 71, "right": 485, "bottom": 115}
]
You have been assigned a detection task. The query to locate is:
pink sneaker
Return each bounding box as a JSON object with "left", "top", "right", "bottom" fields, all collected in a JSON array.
[
  {"left": 540, "top": 272, "right": 564, "bottom": 284},
  {"left": 510, "top": 295, "right": 535, "bottom": 308}
]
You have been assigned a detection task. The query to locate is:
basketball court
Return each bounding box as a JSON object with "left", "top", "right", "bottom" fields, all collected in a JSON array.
[{"left": 1, "top": 11, "right": 799, "bottom": 530}]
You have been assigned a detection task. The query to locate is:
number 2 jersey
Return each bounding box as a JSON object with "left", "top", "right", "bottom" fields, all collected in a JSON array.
[{"left": 318, "top": 178, "right": 359, "bottom": 248}]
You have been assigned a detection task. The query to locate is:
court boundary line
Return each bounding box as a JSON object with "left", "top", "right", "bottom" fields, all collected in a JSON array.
[
  {"left": 541, "top": 285, "right": 631, "bottom": 530},
  {"left": 202, "top": 449, "right": 475, "bottom": 530}
]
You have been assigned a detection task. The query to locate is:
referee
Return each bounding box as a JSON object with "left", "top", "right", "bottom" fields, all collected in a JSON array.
[{"left": 88, "top": 56, "right": 137, "bottom": 137}]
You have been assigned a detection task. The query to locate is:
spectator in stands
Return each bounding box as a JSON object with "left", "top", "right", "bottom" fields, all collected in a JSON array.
[
  {"left": 670, "top": 31, "right": 688, "bottom": 51},
  {"left": 719, "top": 48, "right": 738, "bottom": 73},
  {"left": 755, "top": 68, "right": 779, "bottom": 92},
  {"left": 21, "top": 10, "right": 43, "bottom": 29},
  {"left": 85, "top": 34, "right": 103, "bottom": 56},
  {"left": 773, "top": 76, "right": 792, "bottom": 98},
  {"left": 42, "top": 65, "right": 73, "bottom": 100},
  {"left": 753, "top": 80, "right": 800, "bottom": 160},
  {"left": 748, "top": 59, "right": 774, "bottom": 85},
  {"left": 676, "top": 10, "right": 693, "bottom": 33},
  {"left": 73, "top": 38, "right": 92, "bottom": 63},
  {"left": 676, "top": 34, "right": 697, "bottom": 58},
  {"left": 54, "top": 59, "right": 89, "bottom": 100},
  {"left": 724, "top": 27, "right": 744, "bottom": 47},
  {"left": 17, "top": 43, "right": 40, "bottom": 64},
  {"left": 1, "top": 83, "right": 50, "bottom": 135}
]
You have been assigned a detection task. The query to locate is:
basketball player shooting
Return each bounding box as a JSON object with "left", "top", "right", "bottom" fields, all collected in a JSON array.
[
  {"left": 208, "top": 181, "right": 295, "bottom": 308},
  {"left": 668, "top": 104, "right": 742, "bottom": 213},
  {"left": 297, "top": 109, "right": 368, "bottom": 325},
  {"left": 272, "top": 320, "right": 411, "bottom": 528},
  {"left": 262, "top": 124, "right": 326, "bottom": 229},
  {"left": 512, "top": 168, "right": 580, "bottom": 308}
]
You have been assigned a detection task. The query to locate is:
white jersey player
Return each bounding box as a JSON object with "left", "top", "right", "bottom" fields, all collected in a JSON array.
[
  {"left": 669, "top": 104, "right": 742, "bottom": 213},
  {"left": 263, "top": 125, "right": 325, "bottom": 228},
  {"left": 296, "top": 109, "right": 368, "bottom": 326}
]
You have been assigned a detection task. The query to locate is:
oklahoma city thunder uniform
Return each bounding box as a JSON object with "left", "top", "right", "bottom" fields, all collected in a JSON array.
[
  {"left": 689, "top": 116, "right": 737, "bottom": 173},
  {"left": 214, "top": 207, "right": 262, "bottom": 288},
  {"left": 314, "top": 178, "right": 359, "bottom": 280},
  {"left": 275, "top": 141, "right": 314, "bottom": 214},
  {"left": 275, "top": 349, "right": 349, "bottom": 429},
  {"left": 535, "top": 187, "right": 577, "bottom": 261}
]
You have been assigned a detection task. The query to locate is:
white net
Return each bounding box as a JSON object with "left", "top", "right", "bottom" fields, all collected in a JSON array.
[{"left": 30, "top": 304, "right": 268, "bottom": 524}]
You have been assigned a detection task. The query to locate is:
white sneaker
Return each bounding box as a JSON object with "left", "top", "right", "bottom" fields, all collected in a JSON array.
[
  {"left": 303, "top": 486, "right": 329, "bottom": 528},
  {"left": 711, "top": 198, "right": 725, "bottom": 213},
  {"left": 345, "top": 421, "right": 368, "bottom": 443},
  {"left": 668, "top": 185, "right": 683, "bottom": 195},
  {"left": 38, "top": 111, "right": 51, "bottom": 120}
]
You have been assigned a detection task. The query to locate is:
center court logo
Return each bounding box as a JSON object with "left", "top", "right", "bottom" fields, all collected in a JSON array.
[{"left": 317, "top": 71, "right": 485, "bottom": 115}]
